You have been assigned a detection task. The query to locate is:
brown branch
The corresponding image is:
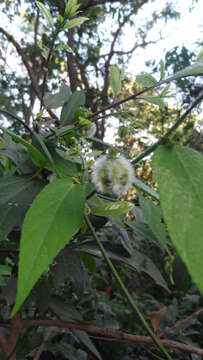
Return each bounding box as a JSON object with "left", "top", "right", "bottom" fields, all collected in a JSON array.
[
  {"left": 0, "top": 27, "right": 59, "bottom": 123},
  {"left": 66, "top": 28, "right": 78, "bottom": 92},
  {"left": 21, "top": 319, "right": 203, "bottom": 356},
  {"left": 158, "top": 307, "right": 203, "bottom": 339},
  {"left": 0, "top": 27, "right": 41, "bottom": 100},
  {"left": 100, "top": 38, "right": 162, "bottom": 58},
  {"left": 7, "top": 313, "right": 22, "bottom": 360},
  {"left": 40, "top": 30, "right": 59, "bottom": 108},
  {"left": 88, "top": 84, "right": 155, "bottom": 119}
]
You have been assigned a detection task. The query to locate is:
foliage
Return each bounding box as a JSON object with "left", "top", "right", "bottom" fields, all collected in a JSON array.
[{"left": 0, "top": 0, "right": 203, "bottom": 359}]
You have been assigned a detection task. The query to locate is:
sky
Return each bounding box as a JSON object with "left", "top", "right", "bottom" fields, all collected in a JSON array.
[
  {"left": 121, "top": 0, "right": 202, "bottom": 75},
  {"left": 0, "top": 0, "right": 202, "bottom": 139}
]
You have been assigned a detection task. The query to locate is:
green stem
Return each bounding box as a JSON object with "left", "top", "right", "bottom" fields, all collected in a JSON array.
[
  {"left": 84, "top": 213, "right": 173, "bottom": 360},
  {"left": 132, "top": 90, "right": 203, "bottom": 165}
]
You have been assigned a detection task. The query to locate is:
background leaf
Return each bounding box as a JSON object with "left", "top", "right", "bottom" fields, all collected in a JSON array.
[
  {"left": 44, "top": 84, "right": 71, "bottom": 109},
  {"left": 133, "top": 177, "right": 159, "bottom": 200},
  {"left": 0, "top": 176, "right": 46, "bottom": 240},
  {"left": 110, "top": 65, "right": 121, "bottom": 96},
  {"left": 62, "top": 17, "right": 88, "bottom": 30},
  {"left": 139, "top": 195, "right": 166, "bottom": 249},
  {"left": 80, "top": 240, "right": 170, "bottom": 292},
  {"left": 140, "top": 96, "right": 165, "bottom": 110},
  {"left": 136, "top": 74, "right": 157, "bottom": 87},
  {"left": 11, "top": 179, "right": 85, "bottom": 316},
  {"left": 153, "top": 145, "right": 203, "bottom": 293},
  {"left": 60, "top": 90, "right": 85, "bottom": 125},
  {"left": 0, "top": 126, "right": 46, "bottom": 167}
]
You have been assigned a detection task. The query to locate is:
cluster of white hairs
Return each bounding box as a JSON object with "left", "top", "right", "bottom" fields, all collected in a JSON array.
[
  {"left": 91, "top": 155, "right": 135, "bottom": 197},
  {"left": 81, "top": 122, "right": 96, "bottom": 137}
]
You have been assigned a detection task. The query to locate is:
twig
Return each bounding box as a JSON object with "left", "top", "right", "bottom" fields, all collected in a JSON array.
[
  {"left": 88, "top": 84, "right": 155, "bottom": 119},
  {"left": 40, "top": 30, "right": 59, "bottom": 108},
  {"left": 33, "top": 326, "right": 54, "bottom": 360},
  {"left": 158, "top": 307, "right": 203, "bottom": 339}
]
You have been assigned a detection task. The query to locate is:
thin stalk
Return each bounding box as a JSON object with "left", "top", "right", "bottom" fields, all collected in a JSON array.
[
  {"left": 40, "top": 29, "right": 59, "bottom": 108},
  {"left": 132, "top": 90, "right": 203, "bottom": 165},
  {"left": 84, "top": 213, "right": 173, "bottom": 360}
]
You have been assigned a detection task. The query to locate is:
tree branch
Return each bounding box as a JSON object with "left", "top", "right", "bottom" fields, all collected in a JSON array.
[
  {"left": 80, "top": 0, "right": 120, "bottom": 12},
  {"left": 66, "top": 28, "right": 78, "bottom": 92},
  {"left": 21, "top": 319, "right": 203, "bottom": 356},
  {"left": 0, "top": 27, "right": 41, "bottom": 100},
  {"left": 0, "top": 27, "right": 59, "bottom": 123}
]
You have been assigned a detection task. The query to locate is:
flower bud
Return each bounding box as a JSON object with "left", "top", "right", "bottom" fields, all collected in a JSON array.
[{"left": 91, "top": 155, "right": 135, "bottom": 197}]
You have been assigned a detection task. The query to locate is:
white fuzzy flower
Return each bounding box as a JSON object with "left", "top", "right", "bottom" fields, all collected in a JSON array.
[
  {"left": 81, "top": 122, "right": 96, "bottom": 137},
  {"left": 91, "top": 155, "right": 135, "bottom": 197}
]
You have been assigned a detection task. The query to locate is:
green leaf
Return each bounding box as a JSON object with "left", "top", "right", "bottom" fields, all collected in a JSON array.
[
  {"left": 36, "top": 1, "right": 54, "bottom": 28},
  {"left": 153, "top": 145, "right": 203, "bottom": 293},
  {"left": 44, "top": 142, "right": 80, "bottom": 177},
  {"left": 110, "top": 65, "right": 121, "bottom": 96},
  {"left": 0, "top": 126, "right": 46, "bottom": 167},
  {"left": 0, "top": 176, "right": 46, "bottom": 240},
  {"left": 140, "top": 96, "right": 165, "bottom": 110},
  {"left": 159, "top": 61, "right": 203, "bottom": 85},
  {"left": 133, "top": 177, "right": 159, "bottom": 200},
  {"left": 91, "top": 201, "right": 133, "bottom": 217},
  {"left": 139, "top": 195, "right": 166, "bottom": 249},
  {"left": 33, "top": 132, "right": 59, "bottom": 176},
  {"left": 65, "top": 0, "right": 80, "bottom": 17},
  {"left": 44, "top": 84, "right": 71, "bottom": 109},
  {"left": 136, "top": 74, "right": 157, "bottom": 87},
  {"left": 62, "top": 17, "right": 88, "bottom": 30},
  {"left": 159, "top": 59, "right": 165, "bottom": 80},
  {"left": 60, "top": 90, "right": 86, "bottom": 125},
  {"left": 160, "top": 84, "right": 171, "bottom": 98},
  {"left": 11, "top": 179, "right": 85, "bottom": 316}
]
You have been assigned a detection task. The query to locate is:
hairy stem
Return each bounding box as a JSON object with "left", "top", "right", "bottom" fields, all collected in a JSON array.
[{"left": 84, "top": 213, "right": 173, "bottom": 360}]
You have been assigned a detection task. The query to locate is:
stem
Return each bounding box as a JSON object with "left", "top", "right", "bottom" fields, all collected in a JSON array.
[
  {"left": 88, "top": 85, "right": 155, "bottom": 120},
  {"left": 0, "top": 109, "right": 33, "bottom": 134},
  {"left": 132, "top": 90, "right": 203, "bottom": 165},
  {"left": 84, "top": 214, "right": 173, "bottom": 360},
  {"left": 40, "top": 29, "right": 60, "bottom": 108}
]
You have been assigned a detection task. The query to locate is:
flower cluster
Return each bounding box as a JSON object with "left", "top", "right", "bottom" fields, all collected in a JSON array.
[{"left": 91, "top": 155, "right": 135, "bottom": 197}]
